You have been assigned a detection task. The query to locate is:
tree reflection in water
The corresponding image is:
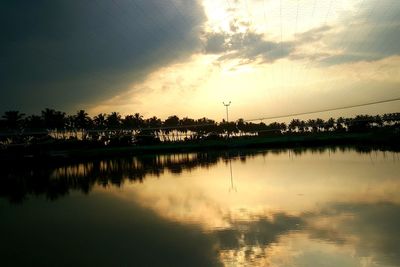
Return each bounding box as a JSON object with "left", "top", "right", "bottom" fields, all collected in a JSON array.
[
  {"left": 0, "top": 146, "right": 399, "bottom": 267},
  {"left": 0, "top": 146, "right": 397, "bottom": 203}
]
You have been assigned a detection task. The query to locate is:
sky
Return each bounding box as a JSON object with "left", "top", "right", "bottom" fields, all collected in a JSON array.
[{"left": 1, "top": 0, "right": 399, "bottom": 121}]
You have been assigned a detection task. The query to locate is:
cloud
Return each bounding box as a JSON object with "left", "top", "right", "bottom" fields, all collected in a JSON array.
[
  {"left": 0, "top": 0, "right": 206, "bottom": 113},
  {"left": 204, "top": 30, "right": 295, "bottom": 64},
  {"left": 203, "top": 0, "right": 400, "bottom": 67},
  {"left": 295, "top": 25, "right": 333, "bottom": 43},
  {"left": 205, "top": 32, "right": 228, "bottom": 54},
  {"left": 210, "top": 200, "right": 400, "bottom": 266},
  {"left": 305, "top": 201, "right": 400, "bottom": 267},
  {"left": 320, "top": 0, "right": 400, "bottom": 65},
  {"left": 215, "top": 212, "right": 303, "bottom": 250}
]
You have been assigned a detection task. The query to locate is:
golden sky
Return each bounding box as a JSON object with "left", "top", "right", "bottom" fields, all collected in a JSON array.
[
  {"left": 88, "top": 0, "right": 400, "bottom": 121},
  {"left": 2, "top": 0, "right": 399, "bottom": 119},
  {"left": 98, "top": 149, "right": 400, "bottom": 266}
]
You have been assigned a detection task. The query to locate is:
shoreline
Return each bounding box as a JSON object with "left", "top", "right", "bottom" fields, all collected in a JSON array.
[{"left": 1, "top": 131, "right": 399, "bottom": 163}]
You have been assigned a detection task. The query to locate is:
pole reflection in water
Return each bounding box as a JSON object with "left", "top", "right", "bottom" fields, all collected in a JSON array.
[
  {"left": 0, "top": 147, "right": 399, "bottom": 267},
  {"left": 228, "top": 157, "right": 236, "bottom": 193}
]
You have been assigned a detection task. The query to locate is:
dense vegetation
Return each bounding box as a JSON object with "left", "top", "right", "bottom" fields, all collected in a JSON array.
[{"left": 0, "top": 109, "right": 399, "bottom": 148}]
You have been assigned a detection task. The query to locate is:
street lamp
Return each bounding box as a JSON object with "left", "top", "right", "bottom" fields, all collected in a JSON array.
[
  {"left": 222, "top": 101, "right": 231, "bottom": 122},
  {"left": 223, "top": 101, "right": 231, "bottom": 138}
]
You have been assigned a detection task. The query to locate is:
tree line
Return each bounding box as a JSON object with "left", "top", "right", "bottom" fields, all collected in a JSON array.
[{"left": 0, "top": 109, "right": 399, "bottom": 146}]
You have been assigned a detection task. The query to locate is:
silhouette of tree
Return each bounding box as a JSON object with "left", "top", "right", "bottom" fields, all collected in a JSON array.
[
  {"left": 164, "top": 115, "right": 180, "bottom": 128},
  {"left": 133, "top": 113, "right": 144, "bottom": 127},
  {"left": 122, "top": 115, "right": 135, "bottom": 129},
  {"left": 298, "top": 120, "right": 306, "bottom": 133},
  {"left": 145, "top": 116, "right": 162, "bottom": 140},
  {"left": 196, "top": 117, "right": 217, "bottom": 138},
  {"left": 24, "top": 115, "right": 44, "bottom": 130},
  {"left": 374, "top": 115, "right": 383, "bottom": 128},
  {"left": 336, "top": 117, "right": 345, "bottom": 132},
  {"left": 236, "top": 118, "right": 246, "bottom": 135},
  {"left": 316, "top": 118, "right": 325, "bottom": 132},
  {"left": 348, "top": 115, "right": 373, "bottom": 132},
  {"left": 307, "top": 119, "right": 318, "bottom": 133},
  {"left": 289, "top": 119, "right": 300, "bottom": 133},
  {"left": 164, "top": 115, "right": 180, "bottom": 140},
  {"left": 106, "top": 112, "right": 122, "bottom": 129},
  {"left": 180, "top": 117, "right": 195, "bottom": 139},
  {"left": 93, "top": 113, "right": 107, "bottom": 129},
  {"left": 2, "top": 111, "right": 25, "bottom": 129},
  {"left": 123, "top": 113, "right": 144, "bottom": 129},
  {"left": 41, "top": 108, "right": 66, "bottom": 130},
  {"left": 146, "top": 116, "right": 162, "bottom": 128},
  {"left": 260, "top": 122, "right": 283, "bottom": 136},
  {"left": 324, "top": 118, "right": 335, "bottom": 132},
  {"left": 1, "top": 106, "right": 399, "bottom": 148},
  {"left": 74, "top": 110, "right": 92, "bottom": 129}
]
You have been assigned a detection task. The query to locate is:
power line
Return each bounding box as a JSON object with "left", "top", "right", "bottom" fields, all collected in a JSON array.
[
  {"left": 245, "top": 97, "right": 400, "bottom": 122},
  {"left": 1, "top": 97, "right": 398, "bottom": 138}
]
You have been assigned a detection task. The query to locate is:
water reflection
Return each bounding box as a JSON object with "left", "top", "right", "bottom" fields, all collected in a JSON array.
[
  {"left": 228, "top": 158, "right": 237, "bottom": 192},
  {"left": 0, "top": 147, "right": 399, "bottom": 266}
]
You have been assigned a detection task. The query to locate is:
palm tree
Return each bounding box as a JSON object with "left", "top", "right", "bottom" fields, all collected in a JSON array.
[
  {"left": 324, "top": 118, "right": 335, "bottom": 132},
  {"left": 146, "top": 116, "right": 162, "bottom": 128},
  {"left": 298, "top": 120, "right": 306, "bottom": 133},
  {"left": 374, "top": 115, "right": 383, "bottom": 128},
  {"left": 289, "top": 119, "right": 300, "bottom": 133},
  {"left": 41, "top": 108, "right": 66, "bottom": 130},
  {"left": 348, "top": 115, "right": 373, "bottom": 132},
  {"left": 315, "top": 118, "right": 325, "bottom": 132},
  {"left": 123, "top": 115, "right": 135, "bottom": 129},
  {"left": 74, "top": 110, "right": 92, "bottom": 129},
  {"left": 336, "top": 117, "right": 345, "bottom": 132},
  {"left": 261, "top": 122, "right": 283, "bottom": 136},
  {"left": 106, "top": 112, "right": 121, "bottom": 129},
  {"left": 2, "top": 111, "right": 25, "bottom": 130},
  {"left": 72, "top": 110, "right": 92, "bottom": 140},
  {"left": 93, "top": 113, "right": 107, "bottom": 129},
  {"left": 307, "top": 119, "right": 318, "bottom": 133},
  {"left": 24, "top": 115, "right": 44, "bottom": 130},
  {"left": 133, "top": 113, "right": 144, "bottom": 128}
]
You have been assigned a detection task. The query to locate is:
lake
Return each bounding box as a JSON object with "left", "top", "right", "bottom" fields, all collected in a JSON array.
[{"left": 1, "top": 147, "right": 399, "bottom": 267}]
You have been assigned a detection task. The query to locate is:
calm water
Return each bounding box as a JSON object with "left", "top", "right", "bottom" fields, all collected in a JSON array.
[{"left": 1, "top": 147, "right": 400, "bottom": 267}]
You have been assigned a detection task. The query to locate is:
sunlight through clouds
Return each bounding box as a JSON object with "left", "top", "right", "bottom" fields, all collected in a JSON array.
[
  {"left": 5, "top": 0, "right": 397, "bottom": 119},
  {"left": 89, "top": 0, "right": 399, "bottom": 120}
]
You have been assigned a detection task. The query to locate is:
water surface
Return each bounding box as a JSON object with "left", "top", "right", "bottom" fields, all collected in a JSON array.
[{"left": 1, "top": 147, "right": 399, "bottom": 266}]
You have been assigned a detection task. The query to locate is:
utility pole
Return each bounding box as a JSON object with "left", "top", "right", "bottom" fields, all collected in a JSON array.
[
  {"left": 223, "top": 101, "right": 231, "bottom": 122},
  {"left": 223, "top": 101, "right": 231, "bottom": 138}
]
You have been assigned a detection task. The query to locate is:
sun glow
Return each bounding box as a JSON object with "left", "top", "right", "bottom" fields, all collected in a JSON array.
[{"left": 87, "top": 0, "right": 400, "bottom": 121}]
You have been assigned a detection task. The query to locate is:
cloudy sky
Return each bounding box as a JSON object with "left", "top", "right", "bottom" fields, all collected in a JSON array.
[{"left": 1, "top": 0, "right": 399, "bottom": 121}]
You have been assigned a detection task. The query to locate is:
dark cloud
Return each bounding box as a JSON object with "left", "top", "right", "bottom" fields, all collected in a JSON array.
[
  {"left": 204, "top": 30, "right": 295, "bottom": 64},
  {"left": 0, "top": 0, "right": 205, "bottom": 113},
  {"left": 205, "top": 32, "right": 228, "bottom": 54}
]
